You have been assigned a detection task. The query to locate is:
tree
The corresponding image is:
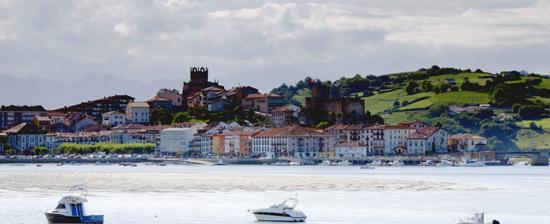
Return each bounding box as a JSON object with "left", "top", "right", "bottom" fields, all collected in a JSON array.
[
  {"left": 421, "top": 80, "right": 433, "bottom": 92},
  {"left": 406, "top": 80, "right": 419, "bottom": 95},
  {"left": 150, "top": 108, "right": 174, "bottom": 125},
  {"left": 393, "top": 101, "right": 400, "bottom": 109},
  {"left": 316, "top": 121, "right": 331, "bottom": 129},
  {"left": 33, "top": 146, "right": 49, "bottom": 155},
  {"left": 172, "top": 112, "right": 193, "bottom": 123}
]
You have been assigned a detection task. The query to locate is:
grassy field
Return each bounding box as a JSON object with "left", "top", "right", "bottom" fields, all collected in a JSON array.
[
  {"left": 430, "top": 91, "right": 490, "bottom": 105},
  {"left": 537, "top": 78, "right": 550, "bottom": 89},
  {"left": 514, "top": 129, "right": 550, "bottom": 150},
  {"left": 291, "top": 88, "right": 311, "bottom": 106},
  {"left": 529, "top": 96, "right": 550, "bottom": 106},
  {"left": 400, "top": 99, "right": 433, "bottom": 110},
  {"left": 363, "top": 89, "right": 434, "bottom": 114},
  {"left": 428, "top": 72, "right": 489, "bottom": 86},
  {"left": 516, "top": 118, "right": 550, "bottom": 130}
]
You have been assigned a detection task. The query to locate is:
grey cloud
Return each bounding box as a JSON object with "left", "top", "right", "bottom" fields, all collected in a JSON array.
[{"left": 0, "top": 0, "right": 549, "bottom": 108}]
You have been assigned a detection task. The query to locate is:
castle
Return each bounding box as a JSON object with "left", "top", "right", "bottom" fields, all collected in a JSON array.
[{"left": 182, "top": 67, "right": 224, "bottom": 101}]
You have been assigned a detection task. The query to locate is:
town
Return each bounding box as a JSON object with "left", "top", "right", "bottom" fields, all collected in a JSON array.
[{"left": 0, "top": 67, "right": 544, "bottom": 166}]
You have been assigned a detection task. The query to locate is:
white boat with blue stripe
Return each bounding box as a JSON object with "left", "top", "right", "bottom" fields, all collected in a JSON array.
[
  {"left": 45, "top": 185, "right": 104, "bottom": 224},
  {"left": 251, "top": 198, "right": 307, "bottom": 222}
]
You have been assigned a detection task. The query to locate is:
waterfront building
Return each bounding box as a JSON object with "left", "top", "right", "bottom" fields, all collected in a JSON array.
[
  {"left": 0, "top": 105, "right": 47, "bottom": 130},
  {"left": 334, "top": 141, "right": 369, "bottom": 159},
  {"left": 366, "top": 125, "right": 385, "bottom": 156},
  {"left": 159, "top": 128, "right": 197, "bottom": 155},
  {"left": 406, "top": 127, "right": 448, "bottom": 155},
  {"left": 252, "top": 125, "right": 334, "bottom": 159},
  {"left": 126, "top": 102, "right": 150, "bottom": 124},
  {"left": 2, "top": 123, "right": 47, "bottom": 153},
  {"left": 53, "top": 132, "right": 112, "bottom": 148},
  {"left": 271, "top": 104, "right": 300, "bottom": 127},
  {"left": 111, "top": 124, "right": 155, "bottom": 144},
  {"left": 213, "top": 129, "right": 262, "bottom": 157},
  {"left": 447, "top": 134, "right": 488, "bottom": 153},
  {"left": 242, "top": 93, "right": 285, "bottom": 114},
  {"left": 54, "top": 95, "right": 134, "bottom": 121},
  {"left": 383, "top": 125, "right": 416, "bottom": 155}
]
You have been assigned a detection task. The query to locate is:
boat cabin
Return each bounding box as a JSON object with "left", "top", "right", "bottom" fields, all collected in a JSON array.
[{"left": 53, "top": 195, "right": 89, "bottom": 217}]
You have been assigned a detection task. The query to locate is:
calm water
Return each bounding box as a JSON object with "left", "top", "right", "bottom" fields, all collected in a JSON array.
[{"left": 0, "top": 164, "right": 549, "bottom": 224}]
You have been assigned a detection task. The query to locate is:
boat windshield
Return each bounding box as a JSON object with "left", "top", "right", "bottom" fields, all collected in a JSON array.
[
  {"left": 56, "top": 204, "right": 66, "bottom": 209},
  {"left": 280, "top": 198, "right": 299, "bottom": 209}
]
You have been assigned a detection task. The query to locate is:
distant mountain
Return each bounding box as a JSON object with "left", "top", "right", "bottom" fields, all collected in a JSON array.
[{"left": 0, "top": 74, "right": 181, "bottom": 110}]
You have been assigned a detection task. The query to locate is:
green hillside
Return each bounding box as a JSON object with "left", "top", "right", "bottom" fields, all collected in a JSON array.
[{"left": 271, "top": 66, "right": 550, "bottom": 151}]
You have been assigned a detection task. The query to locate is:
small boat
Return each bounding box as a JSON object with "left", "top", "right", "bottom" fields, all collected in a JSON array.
[
  {"left": 336, "top": 160, "right": 352, "bottom": 166},
  {"left": 370, "top": 160, "right": 382, "bottom": 166},
  {"left": 45, "top": 185, "right": 104, "bottom": 224},
  {"left": 36, "top": 164, "right": 43, "bottom": 167},
  {"left": 213, "top": 159, "right": 228, "bottom": 166},
  {"left": 318, "top": 160, "right": 332, "bottom": 166},
  {"left": 156, "top": 163, "right": 167, "bottom": 166},
  {"left": 288, "top": 161, "right": 302, "bottom": 166},
  {"left": 250, "top": 198, "right": 306, "bottom": 222},
  {"left": 360, "top": 165, "right": 375, "bottom": 169},
  {"left": 57, "top": 163, "right": 64, "bottom": 167},
  {"left": 456, "top": 212, "right": 500, "bottom": 224},
  {"left": 390, "top": 160, "right": 404, "bottom": 166},
  {"left": 130, "top": 163, "right": 138, "bottom": 167},
  {"left": 462, "top": 159, "right": 485, "bottom": 167},
  {"left": 272, "top": 161, "right": 290, "bottom": 166},
  {"left": 438, "top": 160, "right": 454, "bottom": 167}
]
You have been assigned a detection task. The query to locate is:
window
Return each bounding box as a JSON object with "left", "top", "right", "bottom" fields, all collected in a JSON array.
[{"left": 56, "top": 204, "right": 66, "bottom": 209}]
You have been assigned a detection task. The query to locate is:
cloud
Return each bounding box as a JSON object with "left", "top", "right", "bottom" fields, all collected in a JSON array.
[{"left": 0, "top": 0, "right": 549, "bottom": 108}]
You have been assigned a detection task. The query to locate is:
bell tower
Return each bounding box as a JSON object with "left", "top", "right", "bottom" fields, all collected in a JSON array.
[{"left": 190, "top": 66, "right": 208, "bottom": 84}]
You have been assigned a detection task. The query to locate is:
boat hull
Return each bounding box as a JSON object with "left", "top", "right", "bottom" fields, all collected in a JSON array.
[
  {"left": 45, "top": 213, "right": 103, "bottom": 224},
  {"left": 253, "top": 212, "right": 306, "bottom": 222}
]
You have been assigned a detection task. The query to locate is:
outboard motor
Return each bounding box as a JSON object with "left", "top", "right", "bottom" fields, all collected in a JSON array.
[{"left": 492, "top": 220, "right": 500, "bottom": 224}]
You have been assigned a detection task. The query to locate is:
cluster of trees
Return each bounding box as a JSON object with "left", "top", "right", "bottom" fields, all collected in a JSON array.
[
  {"left": 150, "top": 106, "right": 265, "bottom": 126},
  {"left": 56, "top": 143, "right": 156, "bottom": 155},
  {"left": 414, "top": 105, "right": 521, "bottom": 151}
]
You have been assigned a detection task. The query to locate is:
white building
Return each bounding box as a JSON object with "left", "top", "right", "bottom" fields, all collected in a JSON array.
[
  {"left": 448, "top": 134, "right": 487, "bottom": 152},
  {"left": 383, "top": 125, "right": 416, "bottom": 155},
  {"left": 159, "top": 128, "right": 196, "bottom": 154},
  {"left": 126, "top": 102, "right": 150, "bottom": 124},
  {"left": 334, "top": 142, "right": 369, "bottom": 159},
  {"left": 102, "top": 111, "right": 126, "bottom": 127},
  {"left": 406, "top": 127, "right": 448, "bottom": 155}
]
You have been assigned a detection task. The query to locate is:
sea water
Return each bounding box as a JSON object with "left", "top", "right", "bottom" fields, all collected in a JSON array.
[{"left": 0, "top": 164, "right": 548, "bottom": 224}]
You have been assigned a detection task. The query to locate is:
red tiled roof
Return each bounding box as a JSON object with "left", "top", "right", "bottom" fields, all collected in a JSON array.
[{"left": 255, "top": 125, "right": 326, "bottom": 137}]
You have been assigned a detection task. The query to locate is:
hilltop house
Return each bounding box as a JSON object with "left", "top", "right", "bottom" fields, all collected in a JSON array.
[
  {"left": 102, "top": 111, "right": 126, "bottom": 127},
  {"left": 54, "top": 95, "right": 134, "bottom": 121},
  {"left": 0, "top": 105, "right": 47, "bottom": 130},
  {"left": 242, "top": 93, "right": 285, "bottom": 114},
  {"left": 126, "top": 102, "right": 150, "bottom": 124}
]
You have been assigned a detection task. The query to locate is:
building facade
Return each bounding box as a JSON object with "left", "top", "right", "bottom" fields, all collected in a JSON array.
[
  {"left": 0, "top": 105, "right": 47, "bottom": 130},
  {"left": 126, "top": 102, "right": 150, "bottom": 124},
  {"left": 102, "top": 111, "right": 126, "bottom": 127}
]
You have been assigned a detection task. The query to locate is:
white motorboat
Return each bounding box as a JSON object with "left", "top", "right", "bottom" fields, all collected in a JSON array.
[
  {"left": 213, "top": 159, "right": 228, "bottom": 166},
  {"left": 272, "top": 161, "right": 291, "bottom": 166},
  {"left": 456, "top": 212, "right": 500, "bottom": 224},
  {"left": 45, "top": 185, "right": 104, "bottom": 224},
  {"left": 336, "top": 160, "right": 351, "bottom": 166},
  {"left": 370, "top": 160, "right": 382, "bottom": 166},
  {"left": 318, "top": 160, "right": 332, "bottom": 166},
  {"left": 390, "top": 160, "right": 404, "bottom": 166},
  {"left": 438, "top": 160, "right": 454, "bottom": 167},
  {"left": 462, "top": 159, "right": 485, "bottom": 167},
  {"left": 251, "top": 198, "right": 307, "bottom": 222}
]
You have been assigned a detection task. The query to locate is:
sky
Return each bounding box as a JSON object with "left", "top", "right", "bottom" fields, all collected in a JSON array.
[{"left": 1, "top": 0, "right": 549, "bottom": 108}]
